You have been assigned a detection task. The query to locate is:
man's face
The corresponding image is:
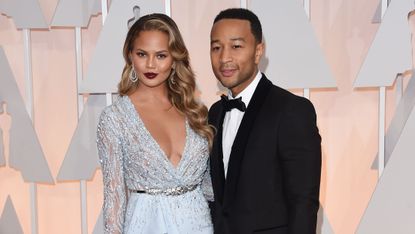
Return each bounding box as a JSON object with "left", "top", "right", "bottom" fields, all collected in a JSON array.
[{"left": 210, "top": 19, "right": 263, "bottom": 96}]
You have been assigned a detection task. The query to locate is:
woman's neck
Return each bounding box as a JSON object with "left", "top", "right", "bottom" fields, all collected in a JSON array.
[{"left": 130, "top": 83, "right": 170, "bottom": 106}]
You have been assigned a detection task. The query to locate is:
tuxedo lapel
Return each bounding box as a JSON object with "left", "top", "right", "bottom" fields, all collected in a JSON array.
[
  {"left": 210, "top": 104, "right": 226, "bottom": 204},
  {"left": 223, "top": 75, "right": 272, "bottom": 210}
]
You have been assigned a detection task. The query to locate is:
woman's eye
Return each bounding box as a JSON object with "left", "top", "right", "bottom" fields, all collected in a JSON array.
[
  {"left": 157, "top": 54, "right": 167, "bottom": 59},
  {"left": 136, "top": 52, "right": 145, "bottom": 57}
]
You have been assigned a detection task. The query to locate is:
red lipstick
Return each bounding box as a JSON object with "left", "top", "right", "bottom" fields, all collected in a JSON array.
[{"left": 144, "top": 72, "right": 158, "bottom": 79}]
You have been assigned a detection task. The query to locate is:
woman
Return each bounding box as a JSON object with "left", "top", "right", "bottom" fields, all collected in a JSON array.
[{"left": 97, "top": 13, "right": 214, "bottom": 234}]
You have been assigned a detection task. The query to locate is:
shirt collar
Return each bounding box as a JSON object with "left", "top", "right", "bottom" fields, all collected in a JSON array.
[{"left": 227, "top": 70, "right": 262, "bottom": 108}]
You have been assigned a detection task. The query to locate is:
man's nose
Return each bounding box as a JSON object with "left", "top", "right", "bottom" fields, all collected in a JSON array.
[{"left": 219, "top": 48, "right": 232, "bottom": 64}]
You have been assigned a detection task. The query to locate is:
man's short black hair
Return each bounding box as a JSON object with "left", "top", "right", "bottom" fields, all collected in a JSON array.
[{"left": 213, "top": 8, "right": 262, "bottom": 43}]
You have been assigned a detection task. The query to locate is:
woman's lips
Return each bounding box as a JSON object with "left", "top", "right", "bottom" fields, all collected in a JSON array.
[{"left": 144, "top": 72, "right": 158, "bottom": 79}]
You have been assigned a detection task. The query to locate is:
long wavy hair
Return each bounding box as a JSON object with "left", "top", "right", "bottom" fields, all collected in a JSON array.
[{"left": 118, "top": 13, "right": 214, "bottom": 148}]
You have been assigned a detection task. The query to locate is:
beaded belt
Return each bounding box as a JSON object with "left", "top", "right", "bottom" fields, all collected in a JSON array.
[{"left": 131, "top": 184, "right": 198, "bottom": 196}]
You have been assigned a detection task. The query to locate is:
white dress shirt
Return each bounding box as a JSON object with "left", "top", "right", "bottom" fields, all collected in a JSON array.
[{"left": 222, "top": 71, "right": 262, "bottom": 177}]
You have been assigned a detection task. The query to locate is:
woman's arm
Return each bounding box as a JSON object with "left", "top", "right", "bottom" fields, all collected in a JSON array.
[{"left": 97, "top": 110, "right": 127, "bottom": 234}]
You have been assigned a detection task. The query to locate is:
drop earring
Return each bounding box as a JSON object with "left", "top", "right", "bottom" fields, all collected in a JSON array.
[{"left": 129, "top": 67, "right": 138, "bottom": 83}]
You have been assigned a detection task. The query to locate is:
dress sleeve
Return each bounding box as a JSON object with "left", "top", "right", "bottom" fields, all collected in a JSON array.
[
  {"left": 201, "top": 159, "right": 214, "bottom": 202},
  {"left": 97, "top": 110, "right": 127, "bottom": 234}
]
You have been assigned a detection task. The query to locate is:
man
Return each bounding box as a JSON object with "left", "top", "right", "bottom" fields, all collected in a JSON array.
[{"left": 208, "top": 8, "right": 321, "bottom": 234}]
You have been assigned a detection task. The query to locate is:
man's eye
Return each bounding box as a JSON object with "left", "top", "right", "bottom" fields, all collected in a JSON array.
[
  {"left": 232, "top": 45, "right": 242, "bottom": 49},
  {"left": 211, "top": 46, "right": 220, "bottom": 51}
]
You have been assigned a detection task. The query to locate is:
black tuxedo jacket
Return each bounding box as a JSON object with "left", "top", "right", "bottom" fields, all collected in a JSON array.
[{"left": 208, "top": 75, "right": 321, "bottom": 234}]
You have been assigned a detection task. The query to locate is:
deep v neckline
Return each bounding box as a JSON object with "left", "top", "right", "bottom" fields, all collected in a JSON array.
[{"left": 125, "top": 96, "right": 188, "bottom": 170}]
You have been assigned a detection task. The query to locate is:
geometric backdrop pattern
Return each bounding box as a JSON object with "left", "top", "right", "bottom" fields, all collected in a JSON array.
[
  {"left": 354, "top": 0, "right": 413, "bottom": 87},
  {"left": 0, "top": 47, "right": 53, "bottom": 183},
  {"left": 317, "top": 206, "right": 334, "bottom": 234},
  {"left": 352, "top": 0, "right": 415, "bottom": 232},
  {"left": 0, "top": 0, "right": 47, "bottom": 29},
  {"left": 250, "top": 0, "right": 336, "bottom": 89},
  {"left": 51, "top": 0, "right": 101, "bottom": 27},
  {"left": 92, "top": 211, "right": 104, "bottom": 234},
  {"left": 80, "top": 0, "right": 165, "bottom": 93},
  {"left": 357, "top": 96, "right": 415, "bottom": 233},
  {"left": 57, "top": 94, "right": 107, "bottom": 181},
  {"left": 384, "top": 71, "right": 415, "bottom": 164},
  {"left": 0, "top": 196, "right": 24, "bottom": 234}
]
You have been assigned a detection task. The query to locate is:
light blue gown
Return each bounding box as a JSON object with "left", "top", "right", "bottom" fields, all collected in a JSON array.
[{"left": 97, "top": 96, "right": 213, "bottom": 234}]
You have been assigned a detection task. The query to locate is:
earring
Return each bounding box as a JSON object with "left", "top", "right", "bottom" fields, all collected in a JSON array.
[
  {"left": 169, "top": 69, "right": 176, "bottom": 85},
  {"left": 129, "top": 67, "right": 138, "bottom": 82}
]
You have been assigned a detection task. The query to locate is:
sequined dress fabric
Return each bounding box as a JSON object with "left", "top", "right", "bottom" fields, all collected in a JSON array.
[{"left": 97, "top": 96, "right": 213, "bottom": 234}]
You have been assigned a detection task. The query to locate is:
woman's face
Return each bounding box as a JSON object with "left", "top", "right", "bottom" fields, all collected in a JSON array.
[{"left": 130, "top": 30, "right": 174, "bottom": 89}]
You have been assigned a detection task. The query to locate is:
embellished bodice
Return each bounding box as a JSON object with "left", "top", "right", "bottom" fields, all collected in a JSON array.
[{"left": 97, "top": 96, "right": 213, "bottom": 233}]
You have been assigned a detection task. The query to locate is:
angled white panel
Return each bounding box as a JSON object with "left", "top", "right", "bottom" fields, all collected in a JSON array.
[
  {"left": 372, "top": 1, "right": 382, "bottom": 24},
  {"left": 250, "top": 0, "right": 336, "bottom": 89},
  {"left": 372, "top": 0, "right": 394, "bottom": 23},
  {"left": 80, "top": 0, "right": 165, "bottom": 93},
  {"left": 92, "top": 210, "right": 104, "bottom": 234},
  {"left": 354, "top": 0, "right": 413, "bottom": 87},
  {"left": 89, "top": 0, "right": 101, "bottom": 16},
  {"left": 0, "top": 196, "right": 24, "bottom": 234},
  {"left": 0, "top": 130, "right": 4, "bottom": 166},
  {"left": 357, "top": 107, "right": 415, "bottom": 233},
  {"left": 51, "top": 0, "right": 101, "bottom": 27},
  {"left": 57, "top": 95, "right": 107, "bottom": 181},
  {"left": 0, "top": 47, "right": 53, "bottom": 183},
  {"left": 317, "top": 205, "right": 334, "bottom": 234},
  {"left": 384, "top": 70, "right": 415, "bottom": 164},
  {"left": 0, "top": 0, "right": 48, "bottom": 29}
]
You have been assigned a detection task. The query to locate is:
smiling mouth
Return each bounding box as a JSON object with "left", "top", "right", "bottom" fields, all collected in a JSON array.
[
  {"left": 220, "top": 69, "right": 236, "bottom": 77},
  {"left": 144, "top": 72, "right": 158, "bottom": 79}
]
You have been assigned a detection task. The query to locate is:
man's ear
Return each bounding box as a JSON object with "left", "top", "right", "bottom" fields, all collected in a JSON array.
[{"left": 254, "top": 42, "right": 264, "bottom": 65}]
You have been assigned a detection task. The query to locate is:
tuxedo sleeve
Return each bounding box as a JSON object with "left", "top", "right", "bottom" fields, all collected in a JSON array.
[{"left": 278, "top": 97, "right": 321, "bottom": 234}]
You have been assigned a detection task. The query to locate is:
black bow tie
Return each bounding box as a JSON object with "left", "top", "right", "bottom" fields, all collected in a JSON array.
[{"left": 221, "top": 95, "right": 246, "bottom": 112}]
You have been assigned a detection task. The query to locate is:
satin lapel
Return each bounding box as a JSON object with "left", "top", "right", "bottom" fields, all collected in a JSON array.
[
  {"left": 210, "top": 105, "right": 226, "bottom": 204},
  {"left": 223, "top": 76, "right": 272, "bottom": 210}
]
